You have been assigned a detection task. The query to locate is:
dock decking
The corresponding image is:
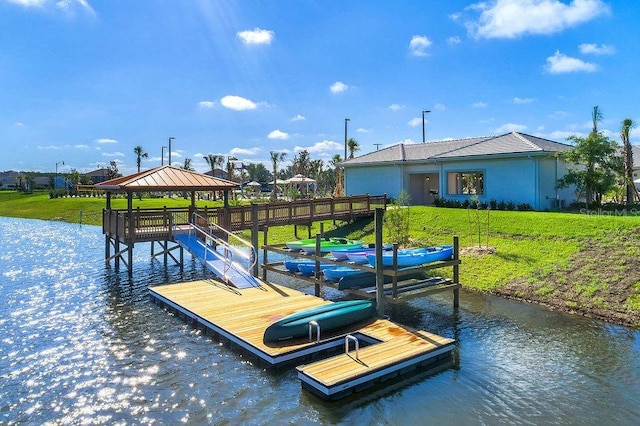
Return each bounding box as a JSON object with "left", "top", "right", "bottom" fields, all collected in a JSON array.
[{"left": 149, "top": 279, "right": 455, "bottom": 400}]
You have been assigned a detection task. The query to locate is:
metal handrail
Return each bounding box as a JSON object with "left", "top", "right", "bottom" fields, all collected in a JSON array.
[
  {"left": 187, "top": 212, "right": 258, "bottom": 281},
  {"left": 308, "top": 320, "right": 320, "bottom": 343},
  {"left": 345, "top": 334, "right": 359, "bottom": 360}
]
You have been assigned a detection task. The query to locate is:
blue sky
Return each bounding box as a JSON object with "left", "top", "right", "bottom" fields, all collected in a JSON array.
[{"left": 1, "top": 0, "right": 638, "bottom": 175}]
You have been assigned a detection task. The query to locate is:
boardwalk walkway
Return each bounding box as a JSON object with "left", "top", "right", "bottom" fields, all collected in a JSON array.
[{"left": 102, "top": 194, "right": 386, "bottom": 244}]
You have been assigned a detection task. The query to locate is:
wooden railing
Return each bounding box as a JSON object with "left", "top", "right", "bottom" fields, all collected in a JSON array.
[{"left": 102, "top": 194, "right": 386, "bottom": 244}]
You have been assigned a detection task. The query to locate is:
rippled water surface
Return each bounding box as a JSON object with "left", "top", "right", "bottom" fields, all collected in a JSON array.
[{"left": 1, "top": 217, "right": 639, "bottom": 424}]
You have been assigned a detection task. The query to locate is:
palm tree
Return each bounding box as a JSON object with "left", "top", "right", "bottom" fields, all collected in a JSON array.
[
  {"left": 330, "top": 154, "right": 343, "bottom": 196},
  {"left": 226, "top": 157, "right": 237, "bottom": 182},
  {"left": 347, "top": 137, "right": 360, "bottom": 159},
  {"left": 204, "top": 154, "right": 224, "bottom": 176},
  {"left": 133, "top": 145, "right": 148, "bottom": 173},
  {"left": 203, "top": 154, "right": 224, "bottom": 200},
  {"left": 309, "top": 159, "right": 323, "bottom": 195},
  {"left": 270, "top": 151, "right": 286, "bottom": 201},
  {"left": 182, "top": 158, "right": 194, "bottom": 171},
  {"left": 621, "top": 118, "right": 637, "bottom": 205}
]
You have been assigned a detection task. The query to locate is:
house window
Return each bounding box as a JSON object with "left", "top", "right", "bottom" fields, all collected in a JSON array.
[{"left": 447, "top": 172, "right": 484, "bottom": 195}]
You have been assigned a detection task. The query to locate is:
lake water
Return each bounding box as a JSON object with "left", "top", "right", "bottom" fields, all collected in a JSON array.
[{"left": 1, "top": 217, "right": 639, "bottom": 425}]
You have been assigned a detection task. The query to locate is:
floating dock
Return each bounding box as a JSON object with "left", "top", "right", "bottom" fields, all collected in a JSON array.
[{"left": 149, "top": 279, "right": 455, "bottom": 400}]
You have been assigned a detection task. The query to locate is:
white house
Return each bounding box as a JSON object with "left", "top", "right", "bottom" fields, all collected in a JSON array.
[{"left": 340, "top": 132, "right": 576, "bottom": 210}]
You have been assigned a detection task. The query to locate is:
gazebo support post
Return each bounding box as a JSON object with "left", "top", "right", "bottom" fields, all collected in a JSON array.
[
  {"left": 127, "top": 191, "right": 134, "bottom": 277},
  {"left": 190, "top": 191, "right": 196, "bottom": 220},
  {"left": 251, "top": 203, "right": 259, "bottom": 277}
]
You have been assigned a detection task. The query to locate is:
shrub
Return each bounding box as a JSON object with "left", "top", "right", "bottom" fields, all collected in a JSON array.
[{"left": 517, "top": 203, "right": 533, "bottom": 211}]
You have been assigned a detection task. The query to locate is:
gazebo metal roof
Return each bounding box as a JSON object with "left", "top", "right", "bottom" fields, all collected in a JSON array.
[{"left": 95, "top": 165, "right": 239, "bottom": 192}]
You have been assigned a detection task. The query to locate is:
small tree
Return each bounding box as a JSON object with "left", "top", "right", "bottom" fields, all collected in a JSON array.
[
  {"left": 557, "top": 108, "right": 621, "bottom": 208},
  {"left": 384, "top": 190, "right": 411, "bottom": 247},
  {"left": 107, "top": 161, "right": 121, "bottom": 180}
]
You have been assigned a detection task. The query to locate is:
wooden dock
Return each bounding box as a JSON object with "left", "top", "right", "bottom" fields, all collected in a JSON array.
[{"left": 149, "top": 280, "right": 455, "bottom": 400}]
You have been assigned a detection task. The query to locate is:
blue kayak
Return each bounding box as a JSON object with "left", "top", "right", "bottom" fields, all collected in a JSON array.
[
  {"left": 367, "top": 246, "right": 453, "bottom": 267},
  {"left": 298, "top": 262, "right": 335, "bottom": 276},
  {"left": 263, "top": 300, "right": 376, "bottom": 343}
]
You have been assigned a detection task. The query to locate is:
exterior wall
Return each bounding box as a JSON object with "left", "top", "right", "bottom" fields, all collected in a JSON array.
[
  {"left": 344, "top": 154, "right": 577, "bottom": 210},
  {"left": 538, "top": 156, "right": 575, "bottom": 210},
  {"left": 344, "top": 164, "right": 403, "bottom": 199},
  {"left": 438, "top": 156, "right": 536, "bottom": 207}
]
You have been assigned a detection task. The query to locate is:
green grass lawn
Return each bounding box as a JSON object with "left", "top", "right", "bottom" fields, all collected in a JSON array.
[{"left": 2, "top": 190, "right": 639, "bottom": 325}]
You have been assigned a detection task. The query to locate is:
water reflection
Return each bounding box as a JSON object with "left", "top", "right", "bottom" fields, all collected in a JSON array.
[{"left": 0, "top": 217, "right": 638, "bottom": 425}]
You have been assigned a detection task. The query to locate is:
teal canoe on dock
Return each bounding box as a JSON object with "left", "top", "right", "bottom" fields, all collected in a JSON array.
[{"left": 263, "top": 300, "right": 376, "bottom": 343}]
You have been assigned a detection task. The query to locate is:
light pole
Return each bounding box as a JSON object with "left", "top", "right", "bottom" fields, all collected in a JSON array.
[
  {"left": 161, "top": 146, "right": 167, "bottom": 166},
  {"left": 168, "top": 137, "right": 175, "bottom": 165},
  {"left": 344, "top": 118, "right": 350, "bottom": 160},
  {"left": 422, "top": 110, "right": 431, "bottom": 143}
]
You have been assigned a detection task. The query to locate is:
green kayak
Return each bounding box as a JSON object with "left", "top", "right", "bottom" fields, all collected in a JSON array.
[
  {"left": 263, "top": 300, "right": 376, "bottom": 343},
  {"left": 286, "top": 237, "right": 363, "bottom": 254}
]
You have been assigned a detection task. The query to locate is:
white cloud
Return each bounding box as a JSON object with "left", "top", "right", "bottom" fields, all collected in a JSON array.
[
  {"left": 513, "top": 97, "right": 534, "bottom": 104},
  {"left": 434, "top": 103, "right": 446, "bottom": 110},
  {"left": 541, "top": 130, "right": 586, "bottom": 140},
  {"left": 268, "top": 130, "right": 290, "bottom": 140},
  {"left": 409, "top": 35, "right": 432, "bottom": 56},
  {"left": 447, "top": 36, "right": 462, "bottom": 45},
  {"left": 56, "top": 0, "right": 95, "bottom": 17},
  {"left": 96, "top": 138, "right": 117, "bottom": 144},
  {"left": 102, "top": 151, "right": 125, "bottom": 157},
  {"left": 466, "top": 0, "right": 610, "bottom": 39},
  {"left": 472, "top": 102, "right": 488, "bottom": 108},
  {"left": 330, "top": 81, "right": 349, "bottom": 94},
  {"left": 230, "top": 147, "right": 260, "bottom": 156},
  {"left": 37, "top": 144, "right": 61, "bottom": 150},
  {"left": 294, "top": 140, "right": 342, "bottom": 154},
  {"left": 198, "top": 101, "right": 215, "bottom": 109},
  {"left": 73, "top": 144, "right": 89, "bottom": 149},
  {"left": 579, "top": 43, "right": 615, "bottom": 55},
  {"left": 237, "top": 28, "right": 274, "bottom": 45},
  {"left": 356, "top": 128, "right": 372, "bottom": 134},
  {"left": 389, "top": 103, "right": 404, "bottom": 111},
  {"left": 546, "top": 50, "right": 597, "bottom": 73},
  {"left": 291, "top": 114, "right": 306, "bottom": 121},
  {"left": 5, "top": 0, "right": 47, "bottom": 6},
  {"left": 408, "top": 117, "right": 422, "bottom": 127},
  {"left": 220, "top": 95, "right": 257, "bottom": 111},
  {"left": 495, "top": 123, "right": 527, "bottom": 133},
  {"left": 14, "top": 122, "right": 25, "bottom": 127},
  {"left": 548, "top": 110, "right": 571, "bottom": 119}
]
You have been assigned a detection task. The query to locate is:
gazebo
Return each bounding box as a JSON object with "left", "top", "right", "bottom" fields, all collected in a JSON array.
[
  {"left": 95, "top": 165, "right": 239, "bottom": 276},
  {"left": 286, "top": 174, "right": 316, "bottom": 197}
]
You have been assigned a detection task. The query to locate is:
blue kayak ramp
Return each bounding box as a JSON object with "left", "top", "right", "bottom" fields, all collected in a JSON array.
[{"left": 174, "top": 216, "right": 261, "bottom": 289}]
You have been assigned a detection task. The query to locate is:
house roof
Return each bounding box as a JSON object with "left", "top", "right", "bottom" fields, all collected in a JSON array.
[
  {"left": 94, "top": 165, "right": 239, "bottom": 192},
  {"left": 341, "top": 132, "right": 573, "bottom": 167}
]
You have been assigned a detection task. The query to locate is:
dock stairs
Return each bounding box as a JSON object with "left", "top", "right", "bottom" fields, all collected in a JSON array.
[{"left": 174, "top": 213, "right": 262, "bottom": 289}]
